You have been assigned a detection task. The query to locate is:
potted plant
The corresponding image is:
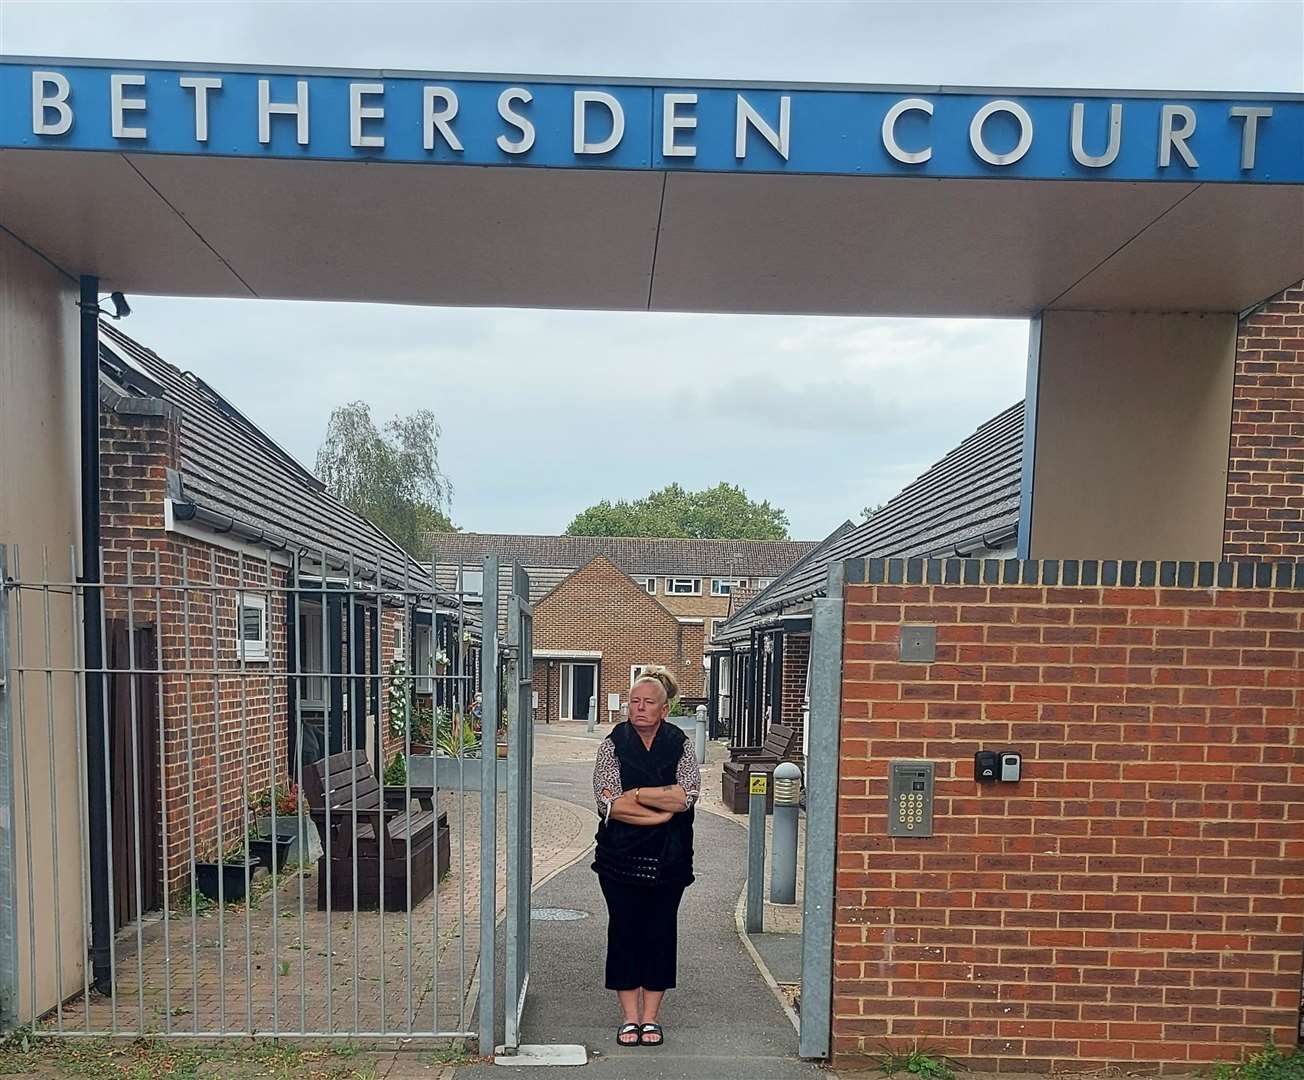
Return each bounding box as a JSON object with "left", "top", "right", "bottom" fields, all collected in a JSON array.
[
  {"left": 194, "top": 837, "right": 259, "bottom": 904},
  {"left": 249, "top": 782, "right": 320, "bottom": 867},
  {"left": 496, "top": 706, "right": 509, "bottom": 758},
  {"left": 409, "top": 702, "right": 436, "bottom": 755},
  {"left": 435, "top": 716, "right": 480, "bottom": 758}
]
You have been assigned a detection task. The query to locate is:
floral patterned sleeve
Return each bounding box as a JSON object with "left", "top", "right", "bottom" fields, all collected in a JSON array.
[
  {"left": 676, "top": 740, "right": 702, "bottom": 808},
  {"left": 593, "top": 739, "right": 622, "bottom": 821}
]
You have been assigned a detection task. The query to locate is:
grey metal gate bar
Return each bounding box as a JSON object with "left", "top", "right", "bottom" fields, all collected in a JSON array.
[
  {"left": 799, "top": 561, "right": 844, "bottom": 1059},
  {"left": 477, "top": 553, "right": 499, "bottom": 1056},
  {"left": 503, "top": 563, "right": 534, "bottom": 1052},
  {"left": 0, "top": 547, "right": 17, "bottom": 1030}
]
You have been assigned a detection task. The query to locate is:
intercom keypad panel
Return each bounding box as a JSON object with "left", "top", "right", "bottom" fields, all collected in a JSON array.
[{"left": 888, "top": 760, "right": 935, "bottom": 837}]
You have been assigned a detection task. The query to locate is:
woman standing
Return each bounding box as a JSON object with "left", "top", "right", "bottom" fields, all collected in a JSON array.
[{"left": 591, "top": 666, "right": 701, "bottom": 1048}]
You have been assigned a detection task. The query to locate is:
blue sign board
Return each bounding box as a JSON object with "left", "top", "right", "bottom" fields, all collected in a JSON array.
[{"left": 2, "top": 58, "right": 1302, "bottom": 183}]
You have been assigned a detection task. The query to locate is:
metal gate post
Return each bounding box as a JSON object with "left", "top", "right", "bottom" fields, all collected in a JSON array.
[
  {"left": 503, "top": 563, "right": 533, "bottom": 1052},
  {"left": 0, "top": 547, "right": 18, "bottom": 1030},
  {"left": 477, "top": 554, "right": 500, "bottom": 1057},
  {"left": 798, "top": 562, "right": 844, "bottom": 1059}
]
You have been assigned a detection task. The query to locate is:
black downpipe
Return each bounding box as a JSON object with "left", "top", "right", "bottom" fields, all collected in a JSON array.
[
  {"left": 747, "top": 629, "right": 760, "bottom": 747},
  {"left": 79, "top": 277, "right": 112, "bottom": 994},
  {"left": 285, "top": 579, "right": 298, "bottom": 775}
]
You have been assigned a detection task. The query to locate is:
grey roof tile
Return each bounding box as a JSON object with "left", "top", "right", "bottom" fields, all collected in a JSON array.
[
  {"left": 99, "top": 323, "right": 439, "bottom": 597},
  {"left": 715, "top": 402, "right": 1024, "bottom": 640}
]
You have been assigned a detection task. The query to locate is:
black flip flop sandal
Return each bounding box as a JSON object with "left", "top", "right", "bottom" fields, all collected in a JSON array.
[
  {"left": 639, "top": 1022, "right": 664, "bottom": 1047},
  {"left": 616, "top": 1022, "right": 641, "bottom": 1047}
]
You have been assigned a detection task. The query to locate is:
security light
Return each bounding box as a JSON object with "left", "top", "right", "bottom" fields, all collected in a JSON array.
[{"left": 108, "top": 292, "right": 131, "bottom": 319}]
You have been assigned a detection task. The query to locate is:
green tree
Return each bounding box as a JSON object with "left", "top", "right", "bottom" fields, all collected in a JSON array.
[
  {"left": 315, "top": 401, "right": 453, "bottom": 557},
  {"left": 565, "top": 482, "right": 789, "bottom": 540}
]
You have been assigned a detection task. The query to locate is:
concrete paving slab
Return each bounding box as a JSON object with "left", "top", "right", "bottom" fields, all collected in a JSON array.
[
  {"left": 747, "top": 931, "right": 802, "bottom": 986},
  {"left": 461, "top": 760, "right": 821, "bottom": 1079}
]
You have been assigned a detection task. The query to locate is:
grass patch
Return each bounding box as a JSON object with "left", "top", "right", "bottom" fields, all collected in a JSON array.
[{"left": 0, "top": 1032, "right": 391, "bottom": 1079}]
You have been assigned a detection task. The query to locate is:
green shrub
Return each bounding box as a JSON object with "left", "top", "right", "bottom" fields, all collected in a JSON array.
[
  {"left": 383, "top": 752, "right": 407, "bottom": 787},
  {"left": 1210, "top": 1035, "right": 1304, "bottom": 1080}
]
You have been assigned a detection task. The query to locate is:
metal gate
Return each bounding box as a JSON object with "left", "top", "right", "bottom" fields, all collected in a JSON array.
[
  {"left": 503, "top": 564, "right": 534, "bottom": 1052},
  {"left": 0, "top": 543, "right": 533, "bottom": 1053}
]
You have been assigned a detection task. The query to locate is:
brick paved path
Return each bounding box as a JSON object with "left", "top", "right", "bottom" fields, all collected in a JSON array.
[{"left": 46, "top": 779, "right": 593, "bottom": 1039}]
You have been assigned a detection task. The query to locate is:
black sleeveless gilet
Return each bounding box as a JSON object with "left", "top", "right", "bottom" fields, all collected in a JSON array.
[{"left": 591, "top": 721, "right": 695, "bottom": 888}]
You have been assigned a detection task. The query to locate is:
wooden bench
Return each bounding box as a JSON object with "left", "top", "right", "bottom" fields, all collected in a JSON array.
[
  {"left": 304, "top": 750, "right": 451, "bottom": 912},
  {"left": 721, "top": 723, "right": 802, "bottom": 814}
]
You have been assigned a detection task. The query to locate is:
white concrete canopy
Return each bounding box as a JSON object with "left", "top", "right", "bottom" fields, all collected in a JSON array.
[{"left": 2, "top": 148, "right": 1302, "bottom": 316}]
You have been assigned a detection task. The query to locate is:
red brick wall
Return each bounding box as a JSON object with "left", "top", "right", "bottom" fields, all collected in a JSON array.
[
  {"left": 781, "top": 632, "right": 810, "bottom": 743},
  {"left": 1225, "top": 282, "right": 1304, "bottom": 560},
  {"left": 101, "top": 401, "right": 288, "bottom": 895},
  {"left": 532, "top": 555, "right": 704, "bottom": 721},
  {"left": 833, "top": 559, "right": 1303, "bottom": 1073}
]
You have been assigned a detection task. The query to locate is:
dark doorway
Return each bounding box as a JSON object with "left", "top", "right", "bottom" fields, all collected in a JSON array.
[{"left": 107, "top": 619, "right": 162, "bottom": 930}]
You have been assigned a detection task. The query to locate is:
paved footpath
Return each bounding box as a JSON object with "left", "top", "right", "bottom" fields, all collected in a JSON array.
[{"left": 460, "top": 727, "right": 824, "bottom": 1080}]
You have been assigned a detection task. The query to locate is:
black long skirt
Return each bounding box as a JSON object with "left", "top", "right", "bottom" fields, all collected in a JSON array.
[{"left": 598, "top": 877, "right": 687, "bottom": 992}]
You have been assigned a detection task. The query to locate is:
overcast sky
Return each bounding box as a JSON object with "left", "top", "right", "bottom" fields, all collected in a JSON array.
[{"left": 4, "top": 1, "right": 1302, "bottom": 539}]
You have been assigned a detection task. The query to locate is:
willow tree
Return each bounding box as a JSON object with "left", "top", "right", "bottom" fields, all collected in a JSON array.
[{"left": 315, "top": 401, "right": 453, "bottom": 557}]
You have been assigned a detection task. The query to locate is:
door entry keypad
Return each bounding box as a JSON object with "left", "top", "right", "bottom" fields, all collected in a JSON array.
[{"left": 888, "top": 760, "right": 935, "bottom": 837}]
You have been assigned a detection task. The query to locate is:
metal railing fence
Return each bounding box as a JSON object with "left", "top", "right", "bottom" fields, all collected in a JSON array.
[{"left": 0, "top": 542, "right": 512, "bottom": 1044}]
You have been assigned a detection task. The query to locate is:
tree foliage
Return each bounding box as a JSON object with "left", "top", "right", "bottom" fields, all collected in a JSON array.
[
  {"left": 315, "top": 401, "right": 453, "bottom": 557},
  {"left": 565, "top": 482, "right": 789, "bottom": 540}
]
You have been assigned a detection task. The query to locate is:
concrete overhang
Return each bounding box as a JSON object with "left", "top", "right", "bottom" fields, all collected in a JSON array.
[{"left": 3, "top": 58, "right": 1303, "bottom": 316}]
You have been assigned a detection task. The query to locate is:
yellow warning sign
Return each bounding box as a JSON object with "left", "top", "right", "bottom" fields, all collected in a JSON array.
[{"left": 749, "top": 774, "right": 768, "bottom": 795}]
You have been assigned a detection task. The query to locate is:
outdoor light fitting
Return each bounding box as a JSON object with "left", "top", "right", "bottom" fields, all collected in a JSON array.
[{"left": 79, "top": 292, "right": 132, "bottom": 320}]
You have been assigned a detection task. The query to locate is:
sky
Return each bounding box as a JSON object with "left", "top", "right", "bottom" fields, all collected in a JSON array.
[{"left": 4, "top": 0, "right": 1302, "bottom": 540}]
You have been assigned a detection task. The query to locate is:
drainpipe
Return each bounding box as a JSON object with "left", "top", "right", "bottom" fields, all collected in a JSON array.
[{"left": 80, "top": 276, "right": 112, "bottom": 994}]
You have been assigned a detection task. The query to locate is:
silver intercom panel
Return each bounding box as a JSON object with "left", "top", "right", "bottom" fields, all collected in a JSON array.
[{"left": 888, "top": 760, "right": 935, "bottom": 837}]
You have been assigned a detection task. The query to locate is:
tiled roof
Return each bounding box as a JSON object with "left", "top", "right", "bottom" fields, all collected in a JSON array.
[
  {"left": 424, "top": 532, "right": 819, "bottom": 577},
  {"left": 715, "top": 402, "right": 1024, "bottom": 640},
  {"left": 98, "top": 323, "right": 442, "bottom": 598}
]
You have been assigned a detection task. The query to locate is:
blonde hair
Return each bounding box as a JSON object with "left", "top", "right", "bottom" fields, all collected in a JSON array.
[{"left": 631, "top": 665, "right": 679, "bottom": 703}]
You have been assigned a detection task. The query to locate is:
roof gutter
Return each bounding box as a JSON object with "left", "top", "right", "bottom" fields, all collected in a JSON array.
[{"left": 170, "top": 499, "right": 463, "bottom": 609}]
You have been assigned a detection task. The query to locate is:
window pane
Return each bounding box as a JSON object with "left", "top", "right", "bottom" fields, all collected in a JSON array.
[
  {"left": 462, "top": 569, "right": 484, "bottom": 595},
  {"left": 242, "top": 604, "right": 262, "bottom": 641}
]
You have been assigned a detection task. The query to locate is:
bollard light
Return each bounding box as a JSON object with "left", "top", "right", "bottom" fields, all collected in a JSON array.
[
  {"left": 769, "top": 761, "right": 802, "bottom": 906},
  {"left": 773, "top": 761, "right": 802, "bottom": 806}
]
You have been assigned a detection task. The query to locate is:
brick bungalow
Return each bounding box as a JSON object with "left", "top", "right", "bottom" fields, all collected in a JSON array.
[
  {"left": 528, "top": 554, "right": 711, "bottom": 724},
  {"left": 96, "top": 323, "right": 472, "bottom": 907},
  {"left": 426, "top": 532, "right": 816, "bottom": 721}
]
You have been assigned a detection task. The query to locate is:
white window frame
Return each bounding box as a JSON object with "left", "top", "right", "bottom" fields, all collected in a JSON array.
[
  {"left": 754, "top": 577, "right": 775, "bottom": 590},
  {"left": 394, "top": 620, "right": 406, "bottom": 659},
  {"left": 238, "top": 593, "right": 269, "bottom": 663},
  {"left": 711, "top": 577, "right": 746, "bottom": 596},
  {"left": 630, "top": 664, "right": 653, "bottom": 687},
  {"left": 708, "top": 618, "right": 726, "bottom": 639},
  {"left": 299, "top": 602, "right": 326, "bottom": 707},
  {"left": 414, "top": 623, "right": 434, "bottom": 694},
  {"left": 460, "top": 568, "right": 484, "bottom": 597},
  {"left": 632, "top": 575, "right": 657, "bottom": 595},
  {"left": 559, "top": 661, "right": 598, "bottom": 721},
  {"left": 665, "top": 577, "right": 702, "bottom": 595}
]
